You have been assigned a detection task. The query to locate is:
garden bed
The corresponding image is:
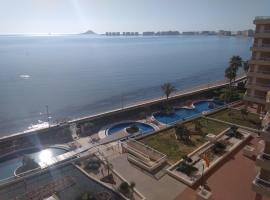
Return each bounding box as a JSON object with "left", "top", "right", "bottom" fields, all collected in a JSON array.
[
  {"left": 139, "top": 118, "right": 230, "bottom": 163},
  {"left": 166, "top": 128, "right": 251, "bottom": 186},
  {"left": 207, "top": 108, "right": 261, "bottom": 129}
]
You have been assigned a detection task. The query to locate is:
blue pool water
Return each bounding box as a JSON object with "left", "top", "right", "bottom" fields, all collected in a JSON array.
[
  {"left": 107, "top": 122, "right": 155, "bottom": 136},
  {"left": 153, "top": 100, "right": 224, "bottom": 124},
  {"left": 0, "top": 147, "right": 67, "bottom": 180}
]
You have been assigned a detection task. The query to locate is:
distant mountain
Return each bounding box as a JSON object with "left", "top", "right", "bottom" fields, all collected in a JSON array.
[{"left": 81, "top": 30, "right": 96, "bottom": 35}]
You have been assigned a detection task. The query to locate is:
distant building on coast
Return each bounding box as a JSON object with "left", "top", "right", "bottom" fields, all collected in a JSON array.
[
  {"left": 155, "top": 31, "right": 180, "bottom": 36},
  {"left": 237, "top": 29, "right": 254, "bottom": 37},
  {"left": 142, "top": 31, "right": 155, "bottom": 36},
  {"left": 122, "top": 32, "right": 139, "bottom": 36},
  {"left": 200, "top": 31, "right": 217, "bottom": 35},
  {"left": 218, "top": 30, "right": 232, "bottom": 36},
  {"left": 182, "top": 31, "right": 199, "bottom": 35},
  {"left": 105, "top": 32, "right": 120, "bottom": 36}
]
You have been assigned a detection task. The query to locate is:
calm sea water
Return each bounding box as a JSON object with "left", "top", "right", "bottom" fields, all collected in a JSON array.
[{"left": 0, "top": 35, "right": 252, "bottom": 136}]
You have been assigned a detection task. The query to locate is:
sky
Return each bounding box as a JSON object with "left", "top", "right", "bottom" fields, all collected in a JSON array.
[{"left": 0, "top": 0, "right": 270, "bottom": 34}]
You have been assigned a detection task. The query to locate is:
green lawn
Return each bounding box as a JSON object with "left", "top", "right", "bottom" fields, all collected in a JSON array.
[
  {"left": 184, "top": 118, "right": 230, "bottom": 135},
  {"left": 209, "top": 108, "right": 261, "bottom": 129},
  {"left": 140, "top": 118, "right": 229, "bottom": 163}
]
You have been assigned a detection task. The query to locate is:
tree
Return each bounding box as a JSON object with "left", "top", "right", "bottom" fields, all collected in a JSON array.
[
  {"left": 194, "top": 120, "right": 203, "bottom": 133},
  {"left": 130, "top": 181, "right": 136, "bottom": 198},
  {"left": 243, "top": 61, "right": 249, "bottom": 74},
  {"left": 175, "top": 124, "right": 190, "bottom": 143},
  {"left": 225, "top": 66, "right": 237, "bottom": 101},
  {"left": 240, "top": 108, "right": 249, "bottom": 119},
  {"left": 161, "top": 82, "right": 176, "bottom": 101},
  {"left": 230, "top": 55, "right": 243, "bottom": 76},
  {"left": 104, "top": 158, "right": 113, "bottom": 177}
]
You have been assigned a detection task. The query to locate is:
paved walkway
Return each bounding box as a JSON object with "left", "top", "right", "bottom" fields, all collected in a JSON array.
[
  {"left": 175, "top": 137, "right": 270, "bottom": 200},
  {"left": 110, "top": 153, "right": 186, "bottom": 200}
]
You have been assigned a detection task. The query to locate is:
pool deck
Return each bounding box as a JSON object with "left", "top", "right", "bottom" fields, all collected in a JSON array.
[{"left": 109, "top": 153, "right": 186, "bottom": 200}]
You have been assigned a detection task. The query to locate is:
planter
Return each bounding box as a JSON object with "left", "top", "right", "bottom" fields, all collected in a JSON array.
[
  {"left": 196, "top": 187, "right": 213, "bottom": 200},
  {"left": 206, "top": 134, "right": 216, "bottom": 143},
  {"left": 242, "top": 145, "right": 255, "bottom": 158}
]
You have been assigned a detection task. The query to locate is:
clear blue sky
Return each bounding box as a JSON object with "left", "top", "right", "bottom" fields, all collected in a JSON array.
[{"left": 0, "top": 0, "right": 270, "bottom": 34}]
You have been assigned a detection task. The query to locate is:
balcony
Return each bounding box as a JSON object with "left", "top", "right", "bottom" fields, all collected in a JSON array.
[
  {"left": 254, "top": 30, "right": 270, "bottom": 38},
  {"left": 246, "top": 82, "right": 270, "bottom": 92},
  {"left": 244, "top": 93, "right": 266, "bottom": 105},
  {"left": 247, "top": 70, "right": 270, "bottom": 79},
  {"left": 261, "top": 128, "right": 270, "bottom": 141},
  {"left": 251, "top": 44, "right": 270, "bottom": 52},
  {"left": 249, "top": 57, "right": 270, "bottom": 65},
  {"left": 252, "top": 175, "right": 270, "bottom": 198},
  {"left": 256, "top": 153, "right": 270, "bottom": 170},
  {"left": 254, "top": 16, "right": 270, "bottom": 24}
]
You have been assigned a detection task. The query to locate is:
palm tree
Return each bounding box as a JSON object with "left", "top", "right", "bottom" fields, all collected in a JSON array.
[
  {"left": 243, "top": 61, "right": 249, "bottom": 74},
  {"left": 161, "top": 82, "right": 176, "bottom": 101},
  {"left": 104, "top": 158, "right": 113, "bottom": 177},
  {"left": 225, "top": 66, "right": 237, "bottom": 91},
  {"left": 175, "top": 124, "right": 190, "bottom": 142},
  {"left": 230, "top": 56, "right": 243, "bottom": 72}
]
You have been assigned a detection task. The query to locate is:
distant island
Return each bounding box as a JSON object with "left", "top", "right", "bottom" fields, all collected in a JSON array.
[{"left": 81, "top": 30, "right": 96, "bottom": 35}]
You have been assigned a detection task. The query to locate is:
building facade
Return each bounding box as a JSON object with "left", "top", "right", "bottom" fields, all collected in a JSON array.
[{"left": 244, "top": 17, "right": 270, "bottom": 113}]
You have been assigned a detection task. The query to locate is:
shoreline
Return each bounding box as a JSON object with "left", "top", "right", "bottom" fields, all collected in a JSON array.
[{"left": 0, "top": 75, "right": 246, "bottom": 141}]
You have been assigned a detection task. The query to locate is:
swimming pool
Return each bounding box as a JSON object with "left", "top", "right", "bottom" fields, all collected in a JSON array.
[
  {"left": 107, "top": 122, "right": 155, "bottom": 136},
  {"left": 0, "top": 147, "right": 67, "bottom": 180},
  {"left": 153, "top": 100, "right": 224, "bottom": 125}
]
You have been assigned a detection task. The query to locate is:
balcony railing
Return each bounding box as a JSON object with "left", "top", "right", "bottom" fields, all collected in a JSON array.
[
  {"left": 254, "top": 174, "right": 270, "bottom": 189},
  {"left": 252, "top": 57, "right": 270, "bottom": 61},
  {"left": 256, "top": 30, "right": 270, "bottom": 34},
  {"left": 255, "top": 16, "right": 270, "bottom": 20},
  {"left": 245, "top": 94, "right": 266, "bottom": 100},
  {"left": 253, "top": 44, "right": 270, "bottom": 48},
  {"left": 261, "top": 153, "right": 270, "bottom": 161},
  {"left": 249, "top": 70, "right": 270, "bottom": 75}
]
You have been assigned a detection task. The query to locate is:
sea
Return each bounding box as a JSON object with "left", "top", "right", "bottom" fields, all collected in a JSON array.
[{"left": 0, "top": 35, "right": 252, "bottom": 137}]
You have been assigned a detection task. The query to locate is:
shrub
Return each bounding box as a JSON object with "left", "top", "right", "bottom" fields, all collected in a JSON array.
[
  {"left": 212, "top": 141, "right": 226, "bottom": 155},
  {"left": 119, "top": 182, "right": 130, "bottom": 195},
  {"left": 182, "top": 155, "right": 192, "bottom": 163},
  {"left": 176, "top": 162, "right": 198, "bottom": 176}
]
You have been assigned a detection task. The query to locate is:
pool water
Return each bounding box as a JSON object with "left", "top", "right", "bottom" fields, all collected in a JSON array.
[
  {"left": 107, "top": 122, "right": 155, "bottom": 136},
  {"left": 153, "top": 100, "right": 224, "bottom": 124},
  {"left": 0, "top": 147, "right": 67, "bottom": 180}
]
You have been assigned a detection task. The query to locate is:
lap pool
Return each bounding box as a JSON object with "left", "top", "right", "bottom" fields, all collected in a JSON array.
[
  {"left": 153, "top": 100, "right": 224, "bottom": 125},
  {"left": 0, "top": 147, "right": 67, "bottom": 180}
]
